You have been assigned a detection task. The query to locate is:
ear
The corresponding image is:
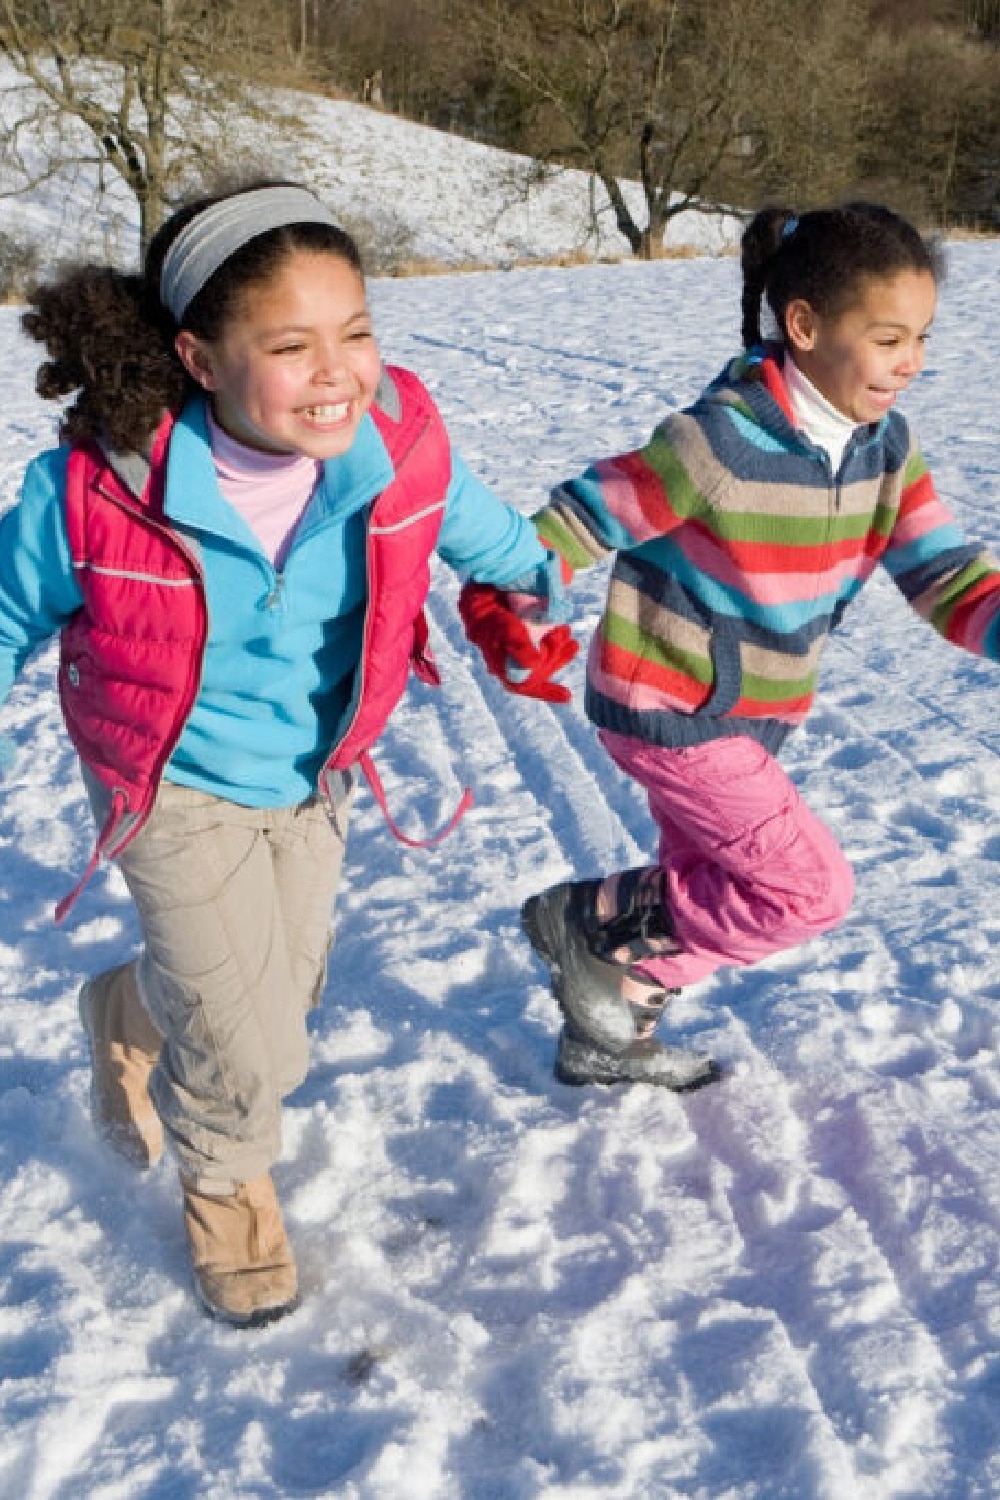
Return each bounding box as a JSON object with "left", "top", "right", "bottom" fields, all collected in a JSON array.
[
  {"left": 784, "top": 298, "right": 819, "bottom": 353},
  {"left": 174, "top": 330, "right": 218, "bottom": 391}
]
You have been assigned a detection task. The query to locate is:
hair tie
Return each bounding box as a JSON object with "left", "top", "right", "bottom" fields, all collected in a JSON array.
[
  {"left": 159, "top": 186, "right": 339, "bottom": 323},
  {"left": 780, "top": 215, "right": 800, "bottom": 243}
]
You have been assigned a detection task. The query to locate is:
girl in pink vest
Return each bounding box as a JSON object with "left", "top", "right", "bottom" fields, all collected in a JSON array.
[{"left": 1, "top": 182, "right": 576, "bottom": 1326}]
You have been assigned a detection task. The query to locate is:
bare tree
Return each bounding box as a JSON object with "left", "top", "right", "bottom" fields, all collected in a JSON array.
[
  {"left": 0, "top": 0, "right": 297, "bottom": 253},
  {"left": 308, "top": 0, "right": 480, "bottom": 121},
  {"left": 460, "top": 0, "right": 867, "bottom": 256},
  {"left": 861, "top": 20, "right": 1000, "bottom": 226}
]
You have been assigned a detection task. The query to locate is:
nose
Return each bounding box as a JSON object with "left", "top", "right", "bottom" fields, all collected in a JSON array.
[
  {"left": 897, "top": 339, "right": 924, "bottom": 380},
  {"left": 311, "top": 339, "right": 346, "bottom": 383}
]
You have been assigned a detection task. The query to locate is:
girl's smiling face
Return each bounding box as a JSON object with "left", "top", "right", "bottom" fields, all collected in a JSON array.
[
  {"left": 175, "top": 249, "right": 382, "bottom": 458},
  {"left": 784, "top": 269, "right": 937, "bottom": 425}
]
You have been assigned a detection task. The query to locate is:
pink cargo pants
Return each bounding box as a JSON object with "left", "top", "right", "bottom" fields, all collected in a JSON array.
[{"left": 599, "top": 730, "right": 854, "bottom": 989}]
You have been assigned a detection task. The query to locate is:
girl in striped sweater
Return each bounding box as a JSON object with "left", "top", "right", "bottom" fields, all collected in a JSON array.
[{"left": 471, "top": 202, "right": 1000, "bottom": 1089}]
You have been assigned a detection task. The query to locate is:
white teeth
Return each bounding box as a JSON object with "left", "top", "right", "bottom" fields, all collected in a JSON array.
[{"left": 304, "top": 403, "right": 349, "bottom": 421}]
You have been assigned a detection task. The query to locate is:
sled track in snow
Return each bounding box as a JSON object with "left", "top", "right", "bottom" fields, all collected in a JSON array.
[
  {"left": 358, "top": 566, "right": 1000, "bottom": 1497},
  {"left": 358, "top": 589, "right": 983, "bottom": 1496}
]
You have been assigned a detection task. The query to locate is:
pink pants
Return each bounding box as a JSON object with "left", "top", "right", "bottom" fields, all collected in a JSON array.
[{"left": 599, "top": 731, "right": 854, "bottom": 989}]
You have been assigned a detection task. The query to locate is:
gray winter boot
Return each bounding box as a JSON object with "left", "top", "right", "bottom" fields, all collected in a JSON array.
[
  {"left": 521, "top": 879, "right": 637, "bottom": 1051},
  {"left": 522, "top": 873, "right": 720, "bottom": 1091}
]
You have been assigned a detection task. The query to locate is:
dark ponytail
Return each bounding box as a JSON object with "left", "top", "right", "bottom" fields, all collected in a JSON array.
[
  {"left": 739, "top": 201, "right": 943, "bottom": 352},
  {"left": 740, "top": 207, "right": 798, "bottom": 349}
]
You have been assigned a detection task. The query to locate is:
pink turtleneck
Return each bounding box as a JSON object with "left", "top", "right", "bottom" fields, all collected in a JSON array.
[{"left": 207, "top": 409, "right": 321, "bottom": 569}]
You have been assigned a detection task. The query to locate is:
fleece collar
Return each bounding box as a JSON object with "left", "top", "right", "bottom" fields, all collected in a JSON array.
[{"left": 161, "top": 397, "right": 394, "bottom": 550}]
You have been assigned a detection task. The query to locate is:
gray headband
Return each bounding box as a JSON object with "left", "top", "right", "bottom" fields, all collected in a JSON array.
[{"left": 159, "top": 186, "right": 339, "bottom": 323}]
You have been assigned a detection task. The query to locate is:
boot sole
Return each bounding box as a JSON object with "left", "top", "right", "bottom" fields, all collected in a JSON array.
[
  {"left": 555, "top": 1027, "right": 721, "bottom": 1091},
  {"left": 555, "top": 1054, "right": 723, "bottom": 1091},
  {"left": 521, "top": 888, "right": 636, "bottom": 1052},
  {"left": 193, "top": 1278, "right": 300, "bottom": 1329}
]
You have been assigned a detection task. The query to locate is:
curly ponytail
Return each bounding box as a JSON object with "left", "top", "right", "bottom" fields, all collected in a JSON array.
[{"left": 22, "top": 265, "right": 186, "bottom": 451}]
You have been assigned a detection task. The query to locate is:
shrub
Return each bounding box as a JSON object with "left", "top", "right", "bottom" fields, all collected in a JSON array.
[{"left": 0, "top": 230, "right": 42, "bottom": 304}]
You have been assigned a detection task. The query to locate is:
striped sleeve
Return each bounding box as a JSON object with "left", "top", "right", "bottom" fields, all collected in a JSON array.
[
  {"left": 532, "top": 417, "right": 709, "bottom": 571},
  {"left": 882, "top": 450, "right": 1000, "bottom": 660}
]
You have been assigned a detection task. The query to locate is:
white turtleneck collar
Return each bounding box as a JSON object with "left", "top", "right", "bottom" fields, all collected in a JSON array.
[{"left": 782, "top": 353, "right": 859, "bottom": 474}]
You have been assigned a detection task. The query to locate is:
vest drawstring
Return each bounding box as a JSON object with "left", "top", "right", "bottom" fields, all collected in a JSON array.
[
  {"left": 55, "top": 788, "right": 129, "bottom": 924},
  {"left": 358, "top": 749, "right": 472, "bottom": 849}
]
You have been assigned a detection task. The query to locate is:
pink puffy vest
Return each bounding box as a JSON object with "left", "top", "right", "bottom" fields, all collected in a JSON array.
[{"left": 56, "top": 365, "right": 455, "bottom": 919}]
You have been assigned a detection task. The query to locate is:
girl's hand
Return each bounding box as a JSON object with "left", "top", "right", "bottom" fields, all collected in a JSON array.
[{"left": 458, "top": 581, "right": 579, "bottom": 703}]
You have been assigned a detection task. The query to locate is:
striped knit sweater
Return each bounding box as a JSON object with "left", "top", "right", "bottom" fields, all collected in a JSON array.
[{"left": 532, "top": 348, "right": 1000, "bottom": 754}]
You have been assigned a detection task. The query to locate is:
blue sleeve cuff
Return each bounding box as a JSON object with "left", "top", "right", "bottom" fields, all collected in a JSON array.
[{"left": 500, "top": 547, "right": 571, "bottom": 623}]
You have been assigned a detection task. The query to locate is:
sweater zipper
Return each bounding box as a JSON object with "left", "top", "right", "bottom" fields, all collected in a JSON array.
[
  {"left": 320, "top": 521, "right": 376, "bottom": 813},
  {"left": 264, "top": 572, "right": 285, "bottom": 611},
  {"left": 320, "top": 410, "right": 433, "bottom": 782}
]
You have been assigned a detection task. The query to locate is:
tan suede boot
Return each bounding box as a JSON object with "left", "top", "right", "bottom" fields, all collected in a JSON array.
[
  {"left": 182, "top": 1173, "right": 299, "bottom": 1327},
  {"left": 78, "top": 962, "right": 164, "bottom": 1167}
]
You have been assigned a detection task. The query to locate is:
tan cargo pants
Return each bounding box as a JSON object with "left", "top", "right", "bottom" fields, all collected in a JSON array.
[{"left": 101, "top": 780, "right": 351, "bottom": 1192}]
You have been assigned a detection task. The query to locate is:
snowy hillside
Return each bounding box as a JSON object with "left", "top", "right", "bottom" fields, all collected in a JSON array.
[
  {"left": 0, "top": 60, "right": 741, "bottom": 272},
  {"left": 2, "top": 77, "right": 1000, "bottom": 1500}
]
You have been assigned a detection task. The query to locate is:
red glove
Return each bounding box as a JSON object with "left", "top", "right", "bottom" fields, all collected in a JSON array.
[{"left": 458, "top": 581, "right": 578, "bottom": 703}]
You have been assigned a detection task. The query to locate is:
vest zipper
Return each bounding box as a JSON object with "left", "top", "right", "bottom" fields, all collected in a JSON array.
[{"left": 91, "top": 482, "right": 208, "bottom": 803}]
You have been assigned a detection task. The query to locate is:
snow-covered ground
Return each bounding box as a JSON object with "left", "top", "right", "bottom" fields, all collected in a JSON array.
[{"left": 3, "top": 82, "right": 1000, "bottom": 1500}]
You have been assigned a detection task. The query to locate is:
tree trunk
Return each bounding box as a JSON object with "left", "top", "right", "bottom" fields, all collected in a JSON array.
[{"left": 597, "top": 169, "right": 643, "bottom": 255}]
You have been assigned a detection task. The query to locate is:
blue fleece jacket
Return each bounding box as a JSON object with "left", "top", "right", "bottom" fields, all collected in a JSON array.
[{"left": 0, "top": 396, "right": 550, "bottom": 806}]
